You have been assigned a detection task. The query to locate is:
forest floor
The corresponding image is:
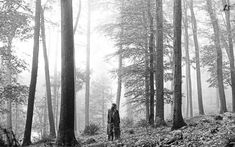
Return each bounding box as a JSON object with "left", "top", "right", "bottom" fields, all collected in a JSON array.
[
  {"left": 30, "top": 112, "right": 235, "bottom": 147},
  {"left": 79, "top": 112, "right": 235, "bottom": 147}
]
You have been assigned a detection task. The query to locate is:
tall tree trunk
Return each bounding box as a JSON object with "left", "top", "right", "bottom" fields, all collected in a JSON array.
[
  {"left": 56, "top": 0, "right": 78, "bottom": 145},
  {"left": 155, "top": 0, "right": 165, "bottom": 126},
  {"left": 183, "top": 0, "right": 193, "bottom": 118},
  {"left": 14, "top": 102, "right": 18, "bottom": 137},
  {"left": 189, "top": 0, "right": 204, "bottom": 115},
  {"left": 22, "top": 0, "right": 41, "bottom": 145},
  {"left": 53, "top": 33, "right": 59, "bottom": 131},
  {"left": 216, "top": 88, "right": 220, "bottom": 112},
  {"left": 143, "top": 11, "right": 150, "bottom": 122},
  {"left": 147, "top": 0, "right": 155, "bottom": 126},
  {"left": 206, "top": 0, "right": 227, "bottom": 113},
  {"left": 41, "top": 8, "right": 56, "bottom": 138},
  {"left": 116, "top": 0, "right": 124, "bottom": 111},
  {"left": 43, "top": 96, "right": 47, "bottom": 138},
  {"left": 172, "top": 0, "right": 187, "bottom": 130},
  {"left": 170, "top": 52, "right": 175, "bottom": 118},
  {"left": 116, "top": 54, "right": 122, "bottom": 110},
  {"left": 6, "top": 38, "right": 13, "bottom": 130},
  {"left": 222, "top": 0, "right": 235, "bottom": 112},
  {"left": 85, "top": 0, "right": 91, "bottom": 127},
  {"left": 145, "top": 49, "right": 150, "bottom": 122},
  {"left": 102, "top": 89, "right": 105, "bottom": 128}
]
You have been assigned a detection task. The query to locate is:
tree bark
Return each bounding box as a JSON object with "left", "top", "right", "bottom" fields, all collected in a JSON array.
[
  {"left": 116, "top": 54, "right": 122, "bottom": 110},
  {"left": 183, "top": 0, "right": 193, "bottom": 118},
  {"left": 172, "top": 0, "right": 187, "bottom": 130},
  {"left": 6, "top": 38, "right": 13, "bottom": 130},
  {"left": 116, "top": 0, "right": 124, "bottom": 111},
  {"left": 147, "top": 0, "right": 155, "bottom": 126},
  {"left": 43, "top": 96, "right": 47, "bottom": 138},
  {"left": 56, "top": 0, "right": 78, "bottom": 145},
  {"left": 85, "top": 0, "right": 91, "bottom": 127},
  {"left": 189, "top": 0, "right": 204, "bottom": 115},
  {"left": 14, "top": 102, "right": 18, "bottom": 137},
  {"left": 22, "top": 0, "right": 41, "bottom": 145},
  {"left": 145, "top": 48, "right": 150, "bottom": 122},
  {"left": 53, "top": 32, "right": 59, "bottom": 131},
  {"left": 41, "top": 7, "right": 56, "bottom": 138},
  {"left": 222, "top": 0, "right": 235, "bottom": 112},
  {"left": 155, "top": 0, "right": 165, "bottom": 126},
  {"left": 102, "top": 89, "right": 105, "bottom": 128},
  {"left": 206, "top": 0, "right": 227, "bottom": 113}
]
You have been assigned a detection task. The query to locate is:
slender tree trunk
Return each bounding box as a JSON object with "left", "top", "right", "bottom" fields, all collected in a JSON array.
[
  {"left": 206, "top": 0, "right": 227, "bottom": 113},
  {"left": 155, "top": 0, "right": 165, "bottom": 126},
  {"left": 56, "top": 0, "right": 78, "bottom": 145},
  {"left": 222, "top": 0, "right": 235, "bottom": 112},
  {"left": 183, "top": 0, "right": 193, "bottom": 118},
  {"left": 15, "top": 103, "right": 18, "bottom": 137},
  {"left": 102, "top": 89, "right": 105, "bottom": 128},
  {"left": 53, "top": 34, "right": 59, "bottom": 131},
  {"left": 216, "top": 88, "right": 220, "bottom": 112},
  {"left": 143, "top": 11, "right": 150, "bottom": 122},
  {"left": 147, "top": 0, "right": 155, "bottom": 126},
  {"left": 41, "top": 8, "right": 56, "bottom": 138},
  {"left": 172, "top": 0, "right": 187, "bottom": 130},
  {"left": 6, "top": 38, "right": 13, "bottom": 130},
  {"left": 116, "top": 54, "right": 122, "bottom": 110},
  {"left": 116, "top": 0, "right": 124, "bottom": 111},
  {"left": 43, "top": 96, "right": 47, "bottom": 138},
  {"left": 145, "top": 49, "right": 150, "bottom": 122},
  {"left": 22, "top": 0, "right": 41, "bottom": 145},
  {"left": 85, "top": 0, "right": 91, "bottom": 127},
  {"left": 189, "top": 0, "right": 204, "bottom": 115},
  {"left": 170, "top": 52, "right": 175, "bottom": 118},
  {"left": 73, "top": 0, "right": 81, "bottom": 35}
]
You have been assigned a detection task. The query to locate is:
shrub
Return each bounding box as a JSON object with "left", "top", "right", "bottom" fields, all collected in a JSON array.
[
  {"left": 83, "top": 123, "right": 100, "bottom": 136},
  {"left": 0, "top": 127, "right": 19, "bottom": 147}
]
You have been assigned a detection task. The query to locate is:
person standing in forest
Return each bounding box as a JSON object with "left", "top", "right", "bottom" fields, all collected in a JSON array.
[{"left": 107, "top": 103, "right": 120, "bottom": 141}]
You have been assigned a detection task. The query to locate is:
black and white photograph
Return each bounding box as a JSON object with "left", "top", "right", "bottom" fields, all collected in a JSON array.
[{"left": 0, "top": 0, "right": 235, "bottom": 146}]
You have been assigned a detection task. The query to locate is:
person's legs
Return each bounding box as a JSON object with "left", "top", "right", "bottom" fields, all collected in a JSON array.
[
  {"left": 114, "top": 124, "right": 120, "bottom": 140},
  {"left": 109, "top": 123, "right": 114, "bottom": 141}
]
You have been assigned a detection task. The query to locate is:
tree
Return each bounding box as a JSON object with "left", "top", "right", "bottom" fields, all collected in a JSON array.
[
  {"left": 172, "top": 0, "right": 187, "bottom": 130},
  {"left": 0, "top": 0, "right": 31, "bottom": 131},
  {"left": 116, "top": 54, "right": 122, "bottom": 110},
  {"left": 145, "top": 47, "right": 150, "bottom": 122},
  {"left": 155, "top": 0, "right": 165, "bottom": 126},
  {"left": 147, "top": 0, "right": 155, "bottom": 126},
  {"left": 189, "top": 0, "right": 204, "bottom": 115},
  {"left": 100, "top": 0, "right": 174, "bottom": 119},
  {"left": 85, "top": 0, "right": 91, "bottom": 127},
  {"left": 56, "top": 0, "right": 79, "bottom": 145},
  {"left": 183, "top": 0, "right": 193, "bottom": 118},
  {"left": 222, "top": 0, "right": 235, "bottom": 112},
  {"left": 22, "top": 0, "right": 41, "bottom": 145},
  {"left": 41, "top": 6, "right": 56, "bottom": 138},
  {"left": 116, "top": 0, "right": 124, "bottom": 111},
  {"left": 206, "top": 0, "right": 227, "bottom": 113}
]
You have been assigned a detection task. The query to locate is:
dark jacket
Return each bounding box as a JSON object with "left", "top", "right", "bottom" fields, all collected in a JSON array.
[{"left": 107, "top": 109, "right": 120, "bottom": 125}]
